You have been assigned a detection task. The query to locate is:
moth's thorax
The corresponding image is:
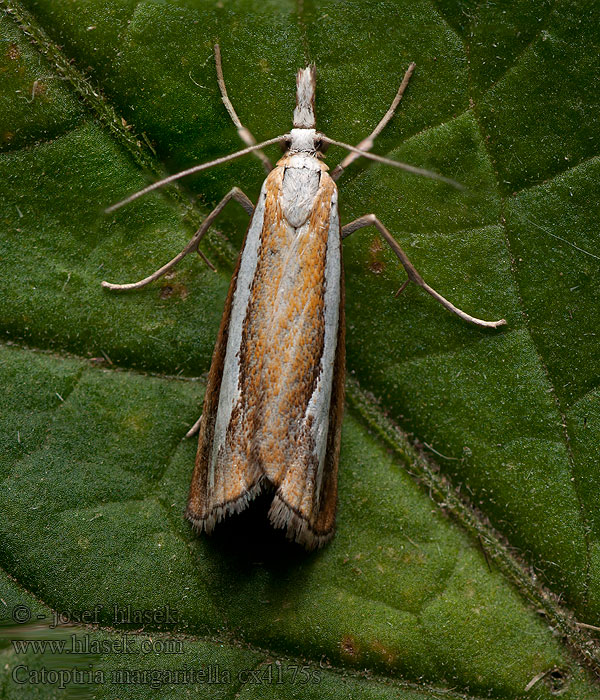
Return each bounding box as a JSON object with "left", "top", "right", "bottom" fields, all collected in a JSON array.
[{"left": 273, "top": 153, "right": 334, "bottom": 229}]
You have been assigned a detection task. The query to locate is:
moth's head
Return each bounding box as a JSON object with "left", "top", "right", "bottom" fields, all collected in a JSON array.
[
  {"left": 282, "top": 64, "right": 329, "bottom": 157},
  {"left": 283, "top": 128, "right": 328, "bottom": 156}
]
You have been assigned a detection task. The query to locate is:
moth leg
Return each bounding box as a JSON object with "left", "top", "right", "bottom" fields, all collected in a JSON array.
[
  {"left": 341, "top": 214, "right": 506, "bottom": 328},
  {"left": 331, "top": 62, "right": 416, "bottom": 182},
  {"left": 101, "top": 187, "right": 254, "bottom": 291},
  {"left": 185, "top": 413, "right": 203, "bottom": 439},
  {"left": 214, "top": 44, "right": 273, "bottom": 174}
]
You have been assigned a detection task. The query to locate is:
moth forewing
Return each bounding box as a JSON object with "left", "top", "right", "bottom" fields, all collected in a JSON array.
[
  {"left": 186, "top": 153, "right": 345, "bottom": 550},
  {"left": 185, "top": 182, "right": 268, "bottom": 534}
]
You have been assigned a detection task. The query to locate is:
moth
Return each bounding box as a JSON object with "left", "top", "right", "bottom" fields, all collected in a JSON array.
[{"left": 103, "top": 46, "right": 505, "bottom": 549}]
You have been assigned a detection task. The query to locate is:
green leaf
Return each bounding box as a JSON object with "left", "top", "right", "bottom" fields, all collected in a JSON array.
[{"left": 1, "top": 0, "right": 599, "bottom": 697}]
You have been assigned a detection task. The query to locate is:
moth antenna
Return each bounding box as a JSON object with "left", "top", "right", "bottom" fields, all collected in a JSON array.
[
  {"left": 321, "top": 136, "right": 464, "bottom": 190},
  {"left": 105, "top": 135, "right": 288, "bottom": 213},
  {"left": 214, "top": 44, "right": 273, "bottom": 173}
]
